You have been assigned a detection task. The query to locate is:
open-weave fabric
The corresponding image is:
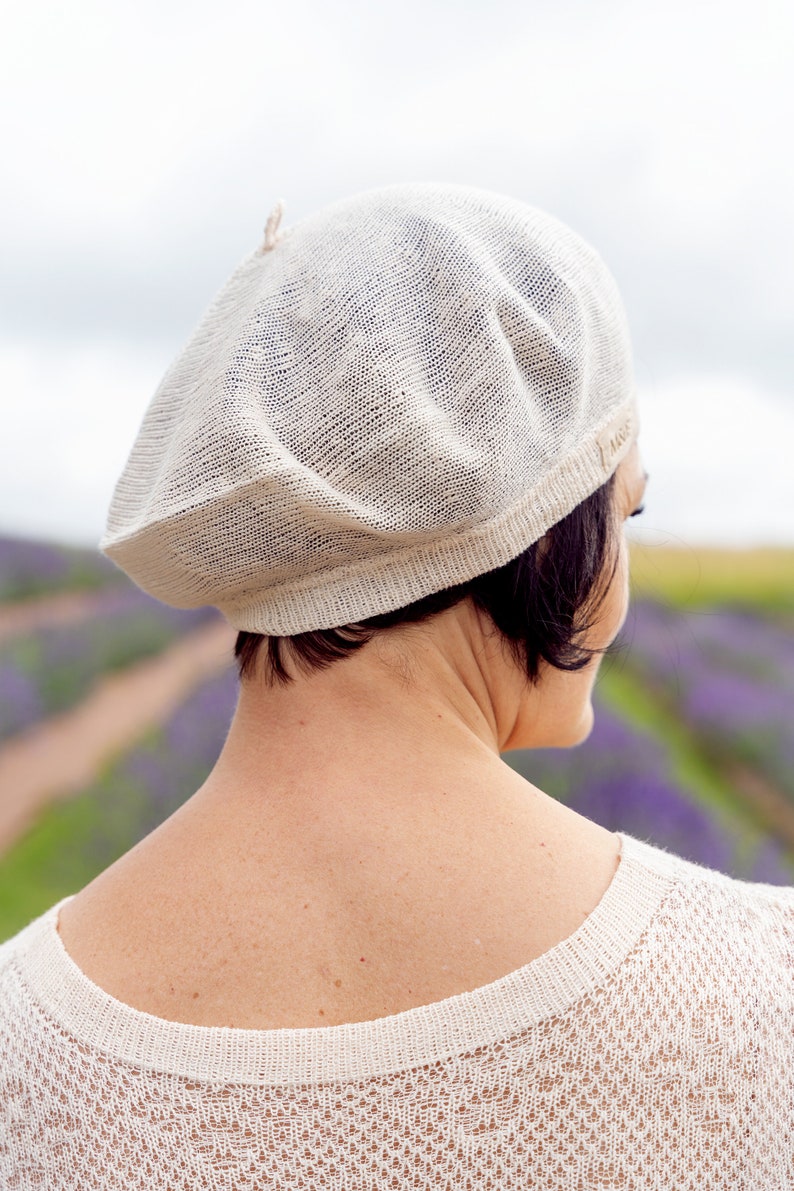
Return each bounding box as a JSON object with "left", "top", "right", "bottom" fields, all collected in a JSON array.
[
  {"left": 100, "top": 184, "right": 637, "bottom": 634},
  {"left": 2, "top": 833, "right": 792, "bottom": 1189}
]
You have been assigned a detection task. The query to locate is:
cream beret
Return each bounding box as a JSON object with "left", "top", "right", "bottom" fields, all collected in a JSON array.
[{"left": 101, "top": 183, "right": 637, "bottom": 634}]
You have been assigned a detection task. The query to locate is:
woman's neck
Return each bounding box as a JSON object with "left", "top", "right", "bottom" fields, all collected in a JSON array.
[{"left": 57, "top": 628, "right": 621, "bottom": 1030}]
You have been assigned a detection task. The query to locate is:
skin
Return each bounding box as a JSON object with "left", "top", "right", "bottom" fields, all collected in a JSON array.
[{"left": 59, "top": 444, "right": 648, "bottom": 1029}]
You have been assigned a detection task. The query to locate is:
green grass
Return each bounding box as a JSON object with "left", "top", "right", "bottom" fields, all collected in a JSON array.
[
  {"left": 0, "top": 536, "right": 128, "bottom": 603},
  {"left": 598, "top": 662, "right": 747, "bottom": 816},
  {"left": 0, "top": 798, "right": 105, "bottom": 942},
  {"left": 2, "top": 544, "right": 792, "bottom": 943},
  {"left": 596, "top": 659, "right": 794, "bottom": 872},
  {"left": 0, "top": 732, "right": 164, "bottom": 944},
  {"left": 629, "top": 544, "right": 794, "bottom": 613}
]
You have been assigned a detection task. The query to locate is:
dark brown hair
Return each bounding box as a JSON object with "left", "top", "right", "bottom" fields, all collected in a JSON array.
[{"left": 236, "top": 474, "right": 618, "bottom": 687}]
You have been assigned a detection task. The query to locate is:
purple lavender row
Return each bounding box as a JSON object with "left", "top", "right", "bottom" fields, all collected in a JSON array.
[
  {"left": 69, "top": 667, "right": 240, "bottom": 872},
  {"left": 0, "top": 536, "right": 125, "bottom": 602},
  {"left": 0, "top": 592, "right": 219, "bottom": 742},
  {"left": 619, "top": 600, "right": 794, "bottom": 692},
  {"left": 615, "top": 600, "right": 794, "bottom": 802}
]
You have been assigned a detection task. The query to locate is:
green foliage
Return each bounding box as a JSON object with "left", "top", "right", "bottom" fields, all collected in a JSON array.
[
  {"left": 0, "top": 731, "right": 165, "bottom": 943},
  {"left": 0, "top": 535, "right": 126, "bottom": 603},
  {"left": 597, "top": 663, "right": 761, "bottom": 833},
  {"left": 0, "top": 598, "right": 214, "bottom": 742},
  {"left": 0, "top": 796, "right": 108, "bottom": 942},
  {"left": 629, "top": 544, "right": 794, "bottom": 613},
  {"left": 2, "top": 543, "right": 793, "bottom": 943}
]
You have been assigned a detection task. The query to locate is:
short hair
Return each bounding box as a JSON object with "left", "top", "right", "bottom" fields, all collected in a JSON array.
[{"left": 235, "top": 473, "right": 618, "bottom": 687}]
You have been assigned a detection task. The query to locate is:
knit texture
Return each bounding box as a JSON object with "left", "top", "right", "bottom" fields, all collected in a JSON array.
[
  {"left": 2, "top": 833, "right": 792, "bottom": 1189},
  {"left": 100, "top": 184, "right": 637, "bottom": 634}
]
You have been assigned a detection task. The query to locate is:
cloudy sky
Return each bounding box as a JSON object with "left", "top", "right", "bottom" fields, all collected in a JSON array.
[{"left": 1, "top": 0, "right": 792, "bottom": 548}]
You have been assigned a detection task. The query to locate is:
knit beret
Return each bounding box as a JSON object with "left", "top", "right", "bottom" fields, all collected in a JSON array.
[{"left": 101, "top": 183, "right": 637, "bottom": 635}]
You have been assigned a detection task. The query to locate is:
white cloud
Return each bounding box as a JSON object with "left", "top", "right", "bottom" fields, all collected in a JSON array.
[
  {"left": 634, "top": 375, "right": 794, "bottom": 545},
  {"left": 0, "top": 339, "right": 167, "bottom": 545},
  {"left": 1, "top": 0, "right": 792, "bottom": 545},
  {"left": 2, "top": 339, "right": 791, "bottom": 548}
]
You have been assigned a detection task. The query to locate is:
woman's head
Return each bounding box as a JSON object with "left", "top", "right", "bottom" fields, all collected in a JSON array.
[
  {"left": 235, "top": 442, "right": 647, "bottom": 747},
  {"left": 237, "top": 468, "right": 618, "bottom": 688},
  {"left": 99, "top": 183, "right": 639, "bottom": 720}
]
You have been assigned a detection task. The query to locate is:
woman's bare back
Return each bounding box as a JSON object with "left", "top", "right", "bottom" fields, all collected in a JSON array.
[{"left": 57, "top": 779, "right": 620, "bottom": 1031}]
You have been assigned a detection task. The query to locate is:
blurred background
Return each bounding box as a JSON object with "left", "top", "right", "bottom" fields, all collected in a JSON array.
[{"left": 1, "top": 0, "right": 793, "bottom": 939}]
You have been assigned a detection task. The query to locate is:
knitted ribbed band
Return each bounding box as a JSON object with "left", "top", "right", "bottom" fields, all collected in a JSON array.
[{"left": 101, "top": 183, "right": 637, "bottom": 635}]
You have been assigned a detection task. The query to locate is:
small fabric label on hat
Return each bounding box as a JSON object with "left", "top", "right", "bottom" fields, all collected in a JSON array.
[{"left": 596, "top": 407, "right": 634, "bottom": 471}]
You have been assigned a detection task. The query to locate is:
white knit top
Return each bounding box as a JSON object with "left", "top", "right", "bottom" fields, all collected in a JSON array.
[{"left": 1, "top": 833, "right": 792, "bottom": 1189}]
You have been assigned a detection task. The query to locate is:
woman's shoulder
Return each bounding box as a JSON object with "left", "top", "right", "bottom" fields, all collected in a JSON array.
[
  {"left": 0, "top": 900, "right": 64, "bottom": 985},
  {"left": 1, "top": 835, "right": 791, "bottom": 1115},
  {"left": 619, "top": 832, "right": 794, "bottom": 983},
  {"left": 623, "top": 832, "right": 794, "bottom": 896},
  {"left": 0, "top": 903, "right": 62, "bottom": 1050},
  {"left": 3, "top": 833, "right": 792, "bottom": 1013},
  {"left": 621, "top": 831, "right": 794, "bottom": 915}
]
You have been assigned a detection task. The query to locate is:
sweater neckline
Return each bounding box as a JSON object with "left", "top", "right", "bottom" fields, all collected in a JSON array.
[{"left": 19, "top": 832, "right": 681, "bottom": 1085}]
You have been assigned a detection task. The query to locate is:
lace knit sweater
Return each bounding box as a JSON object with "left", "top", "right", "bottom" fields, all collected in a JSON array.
[{"left": 1, "top": 833, "right": 792, "bottom": 1190}]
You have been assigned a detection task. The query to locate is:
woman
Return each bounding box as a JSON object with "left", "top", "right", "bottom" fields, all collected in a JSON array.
[{"left": 1, "top": 184, "right": 791, "bottom": 1187}]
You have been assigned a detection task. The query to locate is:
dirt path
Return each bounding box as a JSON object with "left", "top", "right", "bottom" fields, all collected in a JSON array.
[{"left": 0, "top": 619, "right": 236, "bottom": 854}]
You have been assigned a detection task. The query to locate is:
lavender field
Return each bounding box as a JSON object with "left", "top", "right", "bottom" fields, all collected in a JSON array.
[
  {"left": 0, "top": 586, "right": 215, "bottom": 742},
  {"left": 0, "top": 536, "right": 793, "bottom": 939},
  {"left": 0, "top": 535, "right": 127, "bottom": 601}
]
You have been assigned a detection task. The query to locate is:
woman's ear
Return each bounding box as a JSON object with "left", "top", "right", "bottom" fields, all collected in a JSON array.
[{"left": 534, "top": 532, "right": 551, "bottom": 564}]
